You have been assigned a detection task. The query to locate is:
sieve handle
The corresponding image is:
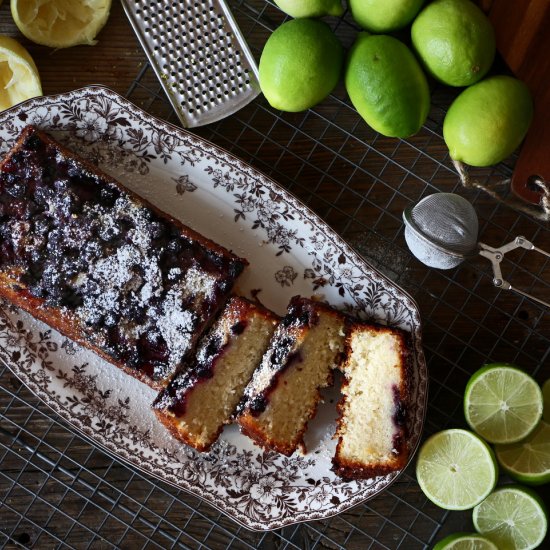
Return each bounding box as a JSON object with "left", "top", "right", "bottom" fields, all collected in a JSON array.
[{"left": 479, "top": 236, "right": 550, "bottom": 308}]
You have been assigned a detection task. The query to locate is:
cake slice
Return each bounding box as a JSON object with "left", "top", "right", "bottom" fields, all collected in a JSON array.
[
  {"left": 236, "top": 296, "right": 347, "bottom": 456},
  {"left": 153, "top": 296, "right": 279, "bottom": 451},
  {"left": 333, "top": 322, "right": 411, "bottom": 480},
  {"left": 0, "top": 125, "right": 247, "bottom": 389}
]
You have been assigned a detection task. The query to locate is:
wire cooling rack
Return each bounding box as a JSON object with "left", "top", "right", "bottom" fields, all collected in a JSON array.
[{"left": 1, "top": 1, "right": 549, "bottom": 548}]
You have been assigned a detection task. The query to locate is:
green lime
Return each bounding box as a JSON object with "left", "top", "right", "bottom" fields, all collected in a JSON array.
[
  {"left": 464, "top": 363, "right": 543, "bottom": 444},
  {"left": 473, "top": 485, "right": 548, "bottom": 550},
  {"left": 444, "top": 75, "right": 533, "bottom": 166},
  {"left": 434, "top": 532, "right": 498, "bottom": 550},
  {"left": 416, "top": 429, "right": 498, "bottom": 511},
  {"left": 273, "top": 0, "right": 344, "bottom": 18},
  {"left": 495, "top": 421, "right": 550, "bottom": 486},
  {"left": 259, "top": 19, "right": 344, "bottom": 112},
  {"left": 349, "top": 0, "right": 425, "bottom": 33},
  {"left": 543, "top": 379, "right": 550, "bottom": 422},
  {"left": 345, "top": 33, "right": 430, "bottom": 138},
  {"left": 411, "top": 0, "right": 495, "bottom": 87}
]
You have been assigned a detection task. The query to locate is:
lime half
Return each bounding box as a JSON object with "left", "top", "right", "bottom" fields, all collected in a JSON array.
[
  {"left": 416, "top": 429, "right": 498, "bottom": 510},
  {"left": 434, "top": 532, "right": 498, "bottom": 550},
  {"left": 543, "top": 379, "right": 550, "bottom": 422},
  {"left": 464, "top": 364, "right": 543, "bottom": 444},
  {"left": 473, "top": 485, "right": 548, "bottom": 550},
  {"left": 495, "top": 421, "right": 550, "bottom": 485}
]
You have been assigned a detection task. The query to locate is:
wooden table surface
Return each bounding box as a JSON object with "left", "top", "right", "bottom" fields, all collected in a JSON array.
[{"left": 0, "top": 2, "right": 548, "bottom": 549}]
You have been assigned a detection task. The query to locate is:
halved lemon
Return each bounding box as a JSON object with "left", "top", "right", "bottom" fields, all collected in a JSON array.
[
  {"left": 11, "top": 0, "right": 112, "bottom": 48},
  {"left": 0, "top": 36, "right": 42, "bottom": 111}
]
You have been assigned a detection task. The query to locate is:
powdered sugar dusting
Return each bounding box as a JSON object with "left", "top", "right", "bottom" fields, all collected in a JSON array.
[{"left": 158, "top": 285, "right": 195, "bottom": 368}]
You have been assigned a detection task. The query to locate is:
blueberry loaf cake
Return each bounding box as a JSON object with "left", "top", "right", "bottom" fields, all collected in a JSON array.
[
  {"left": 333, "top": 322, "right": 411, "bottom": 479},
  {"left": 236, "top": 296, "right": 347, "bottom": 456},
  {"left": 0, "top": 125, "right": 247, "bottom": 388},
  {"left": 153, "top": 296, "right": 279, "bottom": 451}
]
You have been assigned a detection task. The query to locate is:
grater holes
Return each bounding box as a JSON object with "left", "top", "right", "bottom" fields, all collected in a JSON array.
[{"left": 129, "top": 0, "right": 258, "bottom": 120}]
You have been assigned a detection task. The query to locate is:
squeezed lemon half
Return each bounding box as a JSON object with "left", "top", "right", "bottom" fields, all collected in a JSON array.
[
  {"left": 0, "top": 36, "right": 42, "bottom": 111},
  {"left": 11, "top": 0, "right": 112, "bottom": 48}
]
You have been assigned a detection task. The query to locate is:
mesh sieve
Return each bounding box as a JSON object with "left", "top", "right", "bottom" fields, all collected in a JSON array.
[{"left": 121, "top": 0, "right": 260, "bottom": 128}]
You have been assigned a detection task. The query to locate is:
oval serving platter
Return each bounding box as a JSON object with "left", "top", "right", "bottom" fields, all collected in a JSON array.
[{"left": 0, "top": 86, "right": 427, "bottom": 530}]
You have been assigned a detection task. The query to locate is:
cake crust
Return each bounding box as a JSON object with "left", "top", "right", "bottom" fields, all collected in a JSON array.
[
  {"left": 332, "top": 322, "right": 412, "bottom": 480},
  {"left": 153, "top": 296, "right": 279, "bottom": 451},
  {"left": 237, "top": 296, "right": 347, "bottom": 456},
  {"left": 0, "top": 125, "right": 247, "bottom": 389}
]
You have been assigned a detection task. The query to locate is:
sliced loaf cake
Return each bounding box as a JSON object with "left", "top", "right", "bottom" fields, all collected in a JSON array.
[
  {"left": 333, "top": 322, "right": 411, "bottom": 479},
  {"left": 153, "top": 296, "right": 278, "bottom": 451},
  {"left": 236, "top": 296, "right": 347, "bottom": 456}
]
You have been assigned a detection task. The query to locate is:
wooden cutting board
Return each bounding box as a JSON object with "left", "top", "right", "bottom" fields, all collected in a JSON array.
[{"left": 481, "top": 0, "right": 550, "bottom": 206}]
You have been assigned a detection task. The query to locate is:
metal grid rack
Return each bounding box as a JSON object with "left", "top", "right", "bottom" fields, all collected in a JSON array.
[{"left": 1, "top": 1, "right": 549, "bottom": 548}]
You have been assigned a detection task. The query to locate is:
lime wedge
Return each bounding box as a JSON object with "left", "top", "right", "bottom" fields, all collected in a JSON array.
[
  {"left": 473, "top": 485, "right": 548, "bottom": 550},
  {"left": 434, "top": 532, "right": 498, "bottom": 550},
  {"left": 0, "top": 36, "right": 42, "bottom": 111},
  {"left": 416, "top": 429, "right": 498, "bottom": 510},
  {"left": 11, "top": 0, "right": 111, "bottom": 48},
  {"left": 495, "top": 421, "right": 550, "bottom": 485},
  {"left": 543, "top": 379, "right": 550, "bottom": 423},
  {"left": 464, "top": 364, "right": 543, "bottom": 444}
]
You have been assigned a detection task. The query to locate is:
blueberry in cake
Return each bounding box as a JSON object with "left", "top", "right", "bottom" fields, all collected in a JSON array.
[
  {"left": 236, "top": 296, "right": 347, "bottom": 456},
  {"left": 0, "top": 125, "right": 247, "bottom": 388},
  {"left": 153, "top": 296, "right": 279, "bottom": 451},
  {"left": 332, "top": 322, "right": 411, "bottom": 479}
]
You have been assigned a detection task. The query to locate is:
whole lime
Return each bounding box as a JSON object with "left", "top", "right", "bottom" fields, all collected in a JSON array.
[
  {"left": 274, "top": 0, "right": 344, "bottom": 18},
  {"left": 411, "top": 0, "right": 495, "bottom": 87},
  {"left": 443, "top": 75, "right": 533, "bottom": 167},
  {"left": 259, "top": 19, "right": 344, "bottom": 112},
  {"left": 349, "top": 0, "right": 425, "bottom": 33},
  {"left": 345, "top": 33, "right": 430, "bottom": 138}
]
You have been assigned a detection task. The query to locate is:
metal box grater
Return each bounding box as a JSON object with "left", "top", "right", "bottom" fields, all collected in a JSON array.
[{"left": 122, "top": 0, "right": 260, "bottom": 128}]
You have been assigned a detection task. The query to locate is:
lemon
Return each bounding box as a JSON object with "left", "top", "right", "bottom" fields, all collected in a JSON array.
[
  {"left": 443, "top": 76, "right": 533, "bottom": 167},
  {"left": 345, "top": 33, "right": 430, "bottom": 138},
  {"left": 259, "top": 19, "right": 344, "bottom": 112},
  {"left": 11, "top": 0, "right": 112, "bottom": 48},
  {"left": 349, "top": 0, "right": 425, "bottom": 33},
  {"left": 0, "top": 36, "right": 42, "bottom": 111},
  {"left": 274, "top": 0, "right": 344, "bottom": 18},
  {"left": 411, "top": 0, "right": 495, "bottom": 87}
]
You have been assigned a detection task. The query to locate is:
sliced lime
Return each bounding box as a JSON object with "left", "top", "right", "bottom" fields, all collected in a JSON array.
[
  {"left": 464, "top": 363, "right": 543, "bottom": 444},
  {"left": 416, "top": 429, "right": 498, "bottom": 510},
  {"left": 495, "top": 421, "right": 550, "bottom": 486},
  {"left": 434, "top": 532, "right": 498, "bottom": 550},
  {"left": 543, "top": 379, "right": 550, "bottom": 423},
  {"left": 473, "top": 485, "right": 548, "bottom": 550}
]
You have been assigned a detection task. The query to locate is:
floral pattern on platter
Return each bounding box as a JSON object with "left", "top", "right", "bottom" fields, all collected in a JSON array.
[{"left": 0, "top": 87, "right": 428, "bottom": 530}]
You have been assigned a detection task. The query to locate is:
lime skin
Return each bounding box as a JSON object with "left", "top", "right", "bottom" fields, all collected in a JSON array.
[
  {"left": 345, "top": 33, "right": 430, "bottom": 138},
  {"left": 259, "top": 19, "right": 344, "bottom": 113},
  {"left": 444, "top": 76, "right": 533, "bottom": 167},
  {"left": 411, "top": 0, "right": 495, "bottom": 87},
  {"left": 274, "top": 0, "right": 344, "bottom": 18},
  {"left": 349, "top": 0, "right": 425, "bottom": 33}
]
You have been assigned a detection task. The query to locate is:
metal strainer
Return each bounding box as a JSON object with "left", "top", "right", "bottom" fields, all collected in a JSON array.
[
  {"left": 403, "top": 193, "right": 550, "bottom": 308},
  {"left": 122, "top": 0, "right": 260, "bottom": 128}
]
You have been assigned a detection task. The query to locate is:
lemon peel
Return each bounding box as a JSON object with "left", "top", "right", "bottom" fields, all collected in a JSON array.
[
  {"left": 11, "top": 0, "right": 112, "bottom": 48},
  {"left": 0, "top": 35, "right": 42, "bottom": 111}
]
